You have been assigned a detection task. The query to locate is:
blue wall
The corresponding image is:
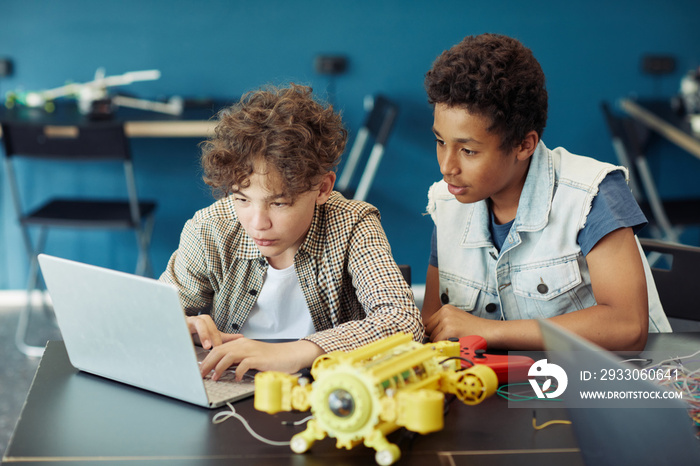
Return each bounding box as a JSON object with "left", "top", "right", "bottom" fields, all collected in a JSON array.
[{"left": 2, "top": 0, "right": 700, "bottom": 289}]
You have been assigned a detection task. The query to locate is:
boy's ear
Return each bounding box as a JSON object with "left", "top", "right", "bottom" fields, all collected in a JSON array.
[
  {"left": 316, "top": 172, "right": 336, "bottom": 205},
  {"left": 515, "top": 131, "right": 540, "bottom": 161}
]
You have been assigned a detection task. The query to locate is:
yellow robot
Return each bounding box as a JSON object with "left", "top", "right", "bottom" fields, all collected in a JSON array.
[{"left": 254, "top": 333, "right": 498, "bottom": 465}]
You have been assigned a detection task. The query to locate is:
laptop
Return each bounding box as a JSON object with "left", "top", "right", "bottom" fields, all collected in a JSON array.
[
  {"left": 538, "top": 320, "right": 700, "bottom": 465},
  {"left": 38, "top": 254, "right": 256, "bottom": 409}
]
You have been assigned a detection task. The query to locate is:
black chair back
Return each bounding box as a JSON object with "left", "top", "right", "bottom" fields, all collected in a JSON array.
[
  {"left": 363, "top": 95, "right": 398, "bottom": 147},
  {"left": 336, "top": 94, "right": 399, "bottom": 201},
  {"left": 640, "top": 238, "right": 700, "bottom": 321}
]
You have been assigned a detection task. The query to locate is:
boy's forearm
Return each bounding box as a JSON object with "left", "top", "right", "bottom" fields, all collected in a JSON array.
[
  {"left": 487, "top": 304, "right": 647, "bottom": 352},
  {"left": 547, "top": 304, "right": 647, "bottom": 352}
]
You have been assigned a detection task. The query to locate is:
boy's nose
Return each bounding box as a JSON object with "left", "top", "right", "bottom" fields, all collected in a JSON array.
[
  {"left": 251, "top": 210, "right": 272, "bottom": 230},
  {"left": 439, "top": 151, "right": 460, "bottom": 176}
]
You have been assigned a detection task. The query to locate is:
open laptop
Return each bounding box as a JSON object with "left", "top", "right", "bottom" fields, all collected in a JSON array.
[
  {"left": 38, "top": 254, "right": 256, "bottom": 409},
  {"left": 538, "top": 320, "right": 700, "bottom": 465}
]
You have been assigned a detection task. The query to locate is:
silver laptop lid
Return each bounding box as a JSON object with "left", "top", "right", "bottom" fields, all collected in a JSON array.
[
  {"left": 539, "top": 319, "right": 700, "bottom": 464},
  {"left": 38, "top": 254, "right": 210, "bottom": 407}
]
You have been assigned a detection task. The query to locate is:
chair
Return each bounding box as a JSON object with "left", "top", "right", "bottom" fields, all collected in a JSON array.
[
  {"left": 398, "top": 264, "right": 411, "bottom": 287},
  {"left": 336, "top": 95, "right": 398, "bottom": 202},
  {"left": 600, "top": 101, "right": 700, "bottom": 243},
  {"left": 640, "top": 54, "right": 676, "bottom": 97},
  {"left": 398, "top": 264, "right": 424, "bottom": 309},
  {"left": 2, "top": 121, "right": 157, "bottom": 356},
  {"left": 639, "top": 238, "right": 700, "bottom": 324}
]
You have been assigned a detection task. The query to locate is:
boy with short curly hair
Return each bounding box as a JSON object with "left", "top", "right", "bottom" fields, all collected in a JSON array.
[
  {"left": 161, "top": 84, "right": 422, "bottom": 380},
  {"left": 422, "top": 34, "right": 670, "bottom": 351}
]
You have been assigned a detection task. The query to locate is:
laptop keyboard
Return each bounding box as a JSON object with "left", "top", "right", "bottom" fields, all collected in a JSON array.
[
  {"left": 196, "top": 347, "right": 256, "bottom": 404},
  {"left": 203, "top": 370, "right": 256, "bottom": 404}
]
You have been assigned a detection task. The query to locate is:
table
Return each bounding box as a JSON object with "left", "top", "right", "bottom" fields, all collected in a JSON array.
[
  {"left": 620, "top": 98, "right": 700, "bottom": 160},
  {"left": 0, "top": 99, "right": 231, "bottom": 139},
  {"left": 3, "top": 333, "right": 698, "bottom": 465},
  {"left": 3, "top": 342, "right": 580, "bottom": 465}
]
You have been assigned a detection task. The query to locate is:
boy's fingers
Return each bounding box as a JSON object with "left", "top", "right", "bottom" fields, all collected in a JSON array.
[
  {"left": 221, "top": 333, "right": 244, "bottom": 343},
  {"left": 425, "top": 311, "right": 440, "bottom": 334},
  {"left": 200, "top": 350, "right": 229, "bottom": 378},
  {"left": 234, "top": 359, "right": 252, "bottom": 381},
  {"left": 187, "top": 315, "right": 224, "bottom": 349},
  {"left": 208, "top": 325, "right": 223, "bottom": 347},
  {"left": 194, "top": 319, "right": 213, "bottom": 349},
  {"left": 212, "top": 354, "right": 238, "bottom": 381}
]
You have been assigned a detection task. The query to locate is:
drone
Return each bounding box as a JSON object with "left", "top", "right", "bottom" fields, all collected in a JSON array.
[
  {"left": 254, "top": 333, "right": 498, "bottom": 466},
  {"left": 4, "top": 68, "right": 183, "bottom": 116}
]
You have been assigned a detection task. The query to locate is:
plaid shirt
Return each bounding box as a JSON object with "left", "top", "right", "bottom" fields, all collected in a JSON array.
[{"left": 159, "top": 192, "right": 423, "bottom": 353}]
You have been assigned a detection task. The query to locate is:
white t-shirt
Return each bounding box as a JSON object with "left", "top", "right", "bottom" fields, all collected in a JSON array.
[{"left": 239, "top": 263, "right": 315, "bottom": 339}]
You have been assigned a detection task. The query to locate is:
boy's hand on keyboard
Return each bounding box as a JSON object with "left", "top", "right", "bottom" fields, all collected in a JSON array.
[
  {"left": 186, "top": 314, "right": 243, "bottom": 349},
  {"left": 199, "top": 338, "right": 324, "bottom": 381}
]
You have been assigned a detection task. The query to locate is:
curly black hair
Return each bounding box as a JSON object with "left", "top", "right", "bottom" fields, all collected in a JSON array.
[
  {"left": 425, "top": 33, "right": 547, "bottom": 151},
  {"left": 201, "top": 83, "right": 347, "bottom": 199}
]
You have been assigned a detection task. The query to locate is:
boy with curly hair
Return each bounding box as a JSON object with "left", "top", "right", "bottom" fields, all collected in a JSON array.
[
  {"left": 160, "top": 84, "right": 422, "bottom": 380},
  {"left": 422, "top": 34, "right": 670, "bottom": 351}
]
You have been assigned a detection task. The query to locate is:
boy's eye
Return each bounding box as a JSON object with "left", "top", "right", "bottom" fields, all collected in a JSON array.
[
  {"left": 461, "top": 148, "right": 477, "bottom": 156},
  {"left": 272, "top": 202, "right": 289, "bottom": 208},
  {"left": 434, "top": 138, "right": 445, "bottom": 146}
]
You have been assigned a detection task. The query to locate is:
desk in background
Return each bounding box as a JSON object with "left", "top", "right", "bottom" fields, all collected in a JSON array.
[
  {"left": 5, "top": 333, "right": 699, "bottom": 466},
  {"left": 620, "top": 98, "right": 700, "bottom": 160},
  {"left": 0, "top": 99, "right": 231, "bottom": 139}
]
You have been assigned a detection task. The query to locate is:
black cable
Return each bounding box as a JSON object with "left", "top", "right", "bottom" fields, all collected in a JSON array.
[{"left": 439, "top": 356, "right": 475, "bottom": 367}]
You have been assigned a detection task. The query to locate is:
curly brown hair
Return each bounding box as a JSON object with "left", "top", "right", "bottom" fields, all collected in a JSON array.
[
  {"left": 425, "top": 33, "right": 547, "bottom": 151},
  {"left": 201, "top": 84, "right": 348, "bottom": 199}
]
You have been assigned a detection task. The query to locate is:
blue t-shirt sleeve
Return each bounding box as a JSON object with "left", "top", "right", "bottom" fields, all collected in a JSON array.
[
  {"left": 429, "top": 225, "right": 438, "bottom": 267},
  {"left": 577, "top": 170, "right": 647, "bottom": 256}
]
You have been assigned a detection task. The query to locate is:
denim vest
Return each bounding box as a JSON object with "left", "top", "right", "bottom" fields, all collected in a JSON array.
[{"left": 427, "top": 141, "right": 671, "bottom": 332}]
